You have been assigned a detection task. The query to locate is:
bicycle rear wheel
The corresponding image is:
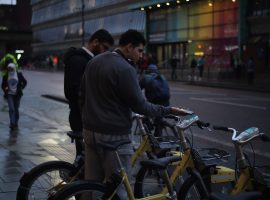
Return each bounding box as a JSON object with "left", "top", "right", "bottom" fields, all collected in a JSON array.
[
  {"left": 134, "top": 165, "right": 178, "bottom": 198},
  {"left": 52, "top": 180, "right": 120, "bottom": 200},
  {"left": 177, "top": 175, "right": 206, "bottom": 200},
  {"left": 17, "top": 160, "right": 76, "bottom": 200},
  {"left": 134, "top": 166, "right": 161, "bottom": 197}
]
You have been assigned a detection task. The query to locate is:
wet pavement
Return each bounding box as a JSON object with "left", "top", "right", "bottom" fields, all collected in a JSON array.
[{"left": 0, "top": 71, "right": 75, "bottom": 199}]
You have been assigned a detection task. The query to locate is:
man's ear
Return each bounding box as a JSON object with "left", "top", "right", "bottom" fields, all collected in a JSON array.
[
  {"left": 126, "top": 43, "right": 134, "bottom": 53},
  {"left": 92, "top": 38, "right": 99, "bottom": 47}
]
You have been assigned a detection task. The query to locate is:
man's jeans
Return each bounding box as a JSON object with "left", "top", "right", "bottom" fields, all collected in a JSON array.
[
  {"left": 83, "top": 130, "right": 133, "bottom": 199},
  {"left": 7, "top": 94, "right": 21, "bottom": 126}
]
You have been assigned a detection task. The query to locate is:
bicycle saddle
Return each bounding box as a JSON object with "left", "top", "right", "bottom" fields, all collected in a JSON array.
[
  {"left": 140, "top": 156, "right": 180, "bottom": 169},
  {"left": 67, "top": 131, "right": 83, "bottom": 140}
]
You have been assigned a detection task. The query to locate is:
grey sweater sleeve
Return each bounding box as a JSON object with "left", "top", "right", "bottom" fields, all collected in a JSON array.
[{"left": 118, "top": 67, "right": 171, "bottom": 117}]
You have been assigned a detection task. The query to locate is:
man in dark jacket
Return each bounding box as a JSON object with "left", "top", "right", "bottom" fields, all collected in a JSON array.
[{"left": 64, "top": 29, "right": 114, "bottom": 156}]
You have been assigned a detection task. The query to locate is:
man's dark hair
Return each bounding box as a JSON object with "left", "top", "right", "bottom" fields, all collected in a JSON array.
[
  {"left": 89, "top": 29, "right": 114, "bottom": 46},
  {"left": 119, "top": 29, "right": 146, "bottom": 47}
]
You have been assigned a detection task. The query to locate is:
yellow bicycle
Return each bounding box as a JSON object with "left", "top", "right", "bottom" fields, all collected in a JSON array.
[
  {"left": 51, "top": 139, "right": 181, "bottom": 200},
  {"left": 16, "top": 113, "right": 183, "bottom": 200},
  {"left": 178, "top": 126, "right": 270, "bottom": 200},
  {"left": 134, "top": 115, "right": 232, "bottom": 198}
]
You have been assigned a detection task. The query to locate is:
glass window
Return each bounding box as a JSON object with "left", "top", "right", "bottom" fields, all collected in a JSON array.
[
  {"left": 149, "top": 20, "right": 167, "bottom": 33},
  {"left": 189, "top": 1, "right": 212, "bottom": 15},
  {"left": 167, "top": 7, "right": 188, "bottom": 30},
  {"left": 189, "top": 27, "right": 213, "bottom": 40},
  {"left": 32, "top": 0, "right": 127, "bottom": 25},
  {"left": 34, "top": 26, "right": 66, "bottom": 43},
  {"left": 167, "top": 30, "right": 188, "bottom": 42},
  {"left": 214, "top": 24, "right": 238, "bottom": 38},
  {"left": 213, "top": 1, "right": 238, "bottom": 11},
  {"left": 34, "top": 10, "right": 145, "bottom": 43},
  {"left": 189, "top": 13, "right": 213, "bottom": 28},
  {"left": 214, "top": 10, "right": 237, "bottom": 25}
]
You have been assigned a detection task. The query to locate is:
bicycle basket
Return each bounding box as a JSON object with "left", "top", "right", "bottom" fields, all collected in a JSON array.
[
  {"left": 192, "top": 148, "right": 231, "bottom": 167},
  {"left": 156, "top": 136, "right": 180, "bottom": 149}
]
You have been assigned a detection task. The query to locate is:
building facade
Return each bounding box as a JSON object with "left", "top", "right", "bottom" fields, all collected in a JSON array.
[
  {"left": 140, "top": 0, "right": 239, "bottom": 72},
  {"left": 31, "top": 0, "right": 145, "bottom": 56},
  {"left": 0, "top": 0, "right": 32, "bottom": 65},
  {"left": 31, "top": 0, "right": 269, "bottom": 80}
]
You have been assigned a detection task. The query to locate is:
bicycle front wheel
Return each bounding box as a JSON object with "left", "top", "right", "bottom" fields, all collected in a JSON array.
[
  {"left": 52, "top": 180, "right": 120, "bottom": 200},
  {"left": 134, "top": 166, "right": 167, "bottom": 198},
  {"left": 17, "top": 160, "right": 76, "bottom": 200}
]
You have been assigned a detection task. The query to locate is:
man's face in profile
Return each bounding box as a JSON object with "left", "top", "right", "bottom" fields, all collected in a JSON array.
[{"left": 130, "top": 43, "right": 144, "bottom": 64}]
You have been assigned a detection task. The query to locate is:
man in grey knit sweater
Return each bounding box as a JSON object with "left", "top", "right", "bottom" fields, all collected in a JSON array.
[{"left": 80, "top": 29, "right": 191, "bottom": 199}]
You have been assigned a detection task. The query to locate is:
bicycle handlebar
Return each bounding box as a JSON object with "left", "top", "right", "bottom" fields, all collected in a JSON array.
[
  {"left": 213, "top": 126, "right": 269, "bottom": 144},
  {"left": 197, "top": 120, "right": 210, "bottom": 129},
  {"left": 212, "top": 126, "right": 231, "bottom": 132}
]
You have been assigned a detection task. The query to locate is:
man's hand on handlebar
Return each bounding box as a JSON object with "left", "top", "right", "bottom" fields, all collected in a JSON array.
[{"left": 170, "top": 107, "right": 194, "bottom": 116}]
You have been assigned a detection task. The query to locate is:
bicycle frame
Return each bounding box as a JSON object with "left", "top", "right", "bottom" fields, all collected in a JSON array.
[
  {"left": 145, "top": 116, "right": 235, "bottom": 196},
  {"left": 109, "top": 146, "right": 178, "bottom": 200},
  {"left": 131, "top": 114, "right": 180, "bottom": 167},
  {"left": 48, "top": 115, "right": 178, "bottom": 195},
  {"left": 229, "top": 129, "right": 258, "bottom": 194},
  {"left": 206, "top": 127, "right": 267, "bottom": 196},
  {"left": 231, "top": 167, "right": 252, "bottom": 194}
]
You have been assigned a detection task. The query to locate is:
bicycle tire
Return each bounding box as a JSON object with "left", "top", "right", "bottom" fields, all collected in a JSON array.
[
  {"left": 17, "top": 160, "right": 76, "bottom": 200},
  {"left": 134, "top": 165, "right": 167, "bottom": 198},
  {"left": 177, "top": 175, "right": 206, "bottom": 200},
  {"left": 52, "top": 180, "right": 120, "bottom": 200}
]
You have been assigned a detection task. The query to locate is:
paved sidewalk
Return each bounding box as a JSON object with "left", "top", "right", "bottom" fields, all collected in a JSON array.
[{"left": 0, "top": 95, "right": 75, "bottom": 199}]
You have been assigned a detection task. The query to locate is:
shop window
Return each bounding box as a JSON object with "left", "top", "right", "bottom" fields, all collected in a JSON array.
[
  {"left": 189, "top": 1, "right": 212, "bottom": 15},
  {"left": 189, "top": 13, "right": 213, "bottom": 28},
  {"left": 189, "top": 27, "right": 213, "bottom": 40},
  {"left": 213, "top": 1, "right": 238, "bottom": 11},
  {"left": 214, "top": 10, "right": 237, "bottom": 25},
  {"left": 167, "top": 30, "right": 187, "bottom": 42},
  {"left": 167, "top": 8, "right": 188, "bottom": 30},
  {"left": 214, "top": 24, "right": 237, "bottom": 38}
]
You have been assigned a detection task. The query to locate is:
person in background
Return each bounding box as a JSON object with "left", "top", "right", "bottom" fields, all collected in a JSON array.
[
  {"left": 64, "top": 29, "right": 114, "bottom": 156},
  {"left": 137, "top": 52, "right": 149, "bottom": 76},
  {"left": 139, "top": 59, "right": 170, "bottom": 106},
  {"left": 189, "top": 56, "right": 197, "bottom": 81},
  {"left": 247, "top": 57, "right": 255, "bottom": 85},
  {"left": 139, "top": 59, "right": 170, "bottom": 136},
  {"left": 1, "top": 62, "right": 27, "bottom": 130},
  {"left": 80, "top": 29, "right": 190, "bottom": 199},
  {"left": 197, "top": 55, "right": 205, "bottom": 81},
  {"left": 170, "top": 54, "right": 179, "bottom": 81},
  {"left": 0, "top": 53, "right": 19, "bottom": 76}
]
